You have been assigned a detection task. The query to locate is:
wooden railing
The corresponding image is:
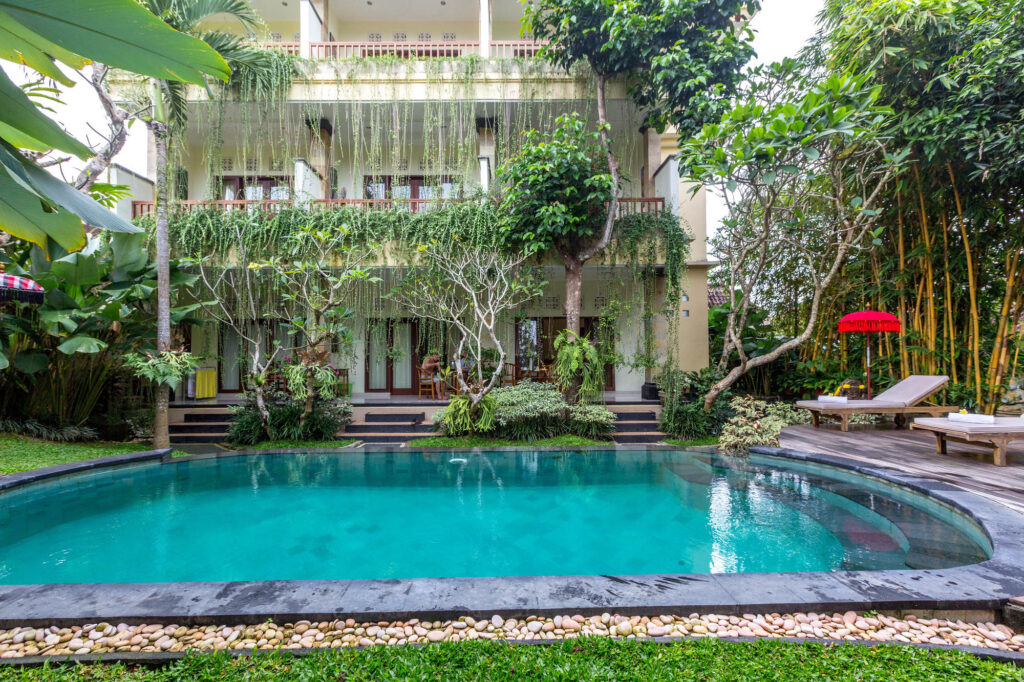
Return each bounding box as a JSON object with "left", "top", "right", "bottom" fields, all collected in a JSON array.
[
  {"left": 264, "top": 42, "right": 301, "bottom": 56},
  {"left": 310, "top": 41, "right": 480, "bottom": 60},
  {"left": 131, "top": 196, "right": 665, "bottom": 219},
  {"left": 615, "top": 197, "right": 665, "bottom": 217},
  {"left": 490, "top": 40, "right": 547, "bottom": 59}
]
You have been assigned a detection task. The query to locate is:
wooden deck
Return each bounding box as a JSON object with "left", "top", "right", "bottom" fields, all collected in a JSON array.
[{"left": 779, "top": 424, "right": 1024, "bottom": 513}]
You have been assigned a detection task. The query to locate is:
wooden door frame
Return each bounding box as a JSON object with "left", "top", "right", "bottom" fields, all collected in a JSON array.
[
  {"left": 514, "top": 316, "right": 616, "bottom": 391},
  {"left": 363, "top": 319, "right": 420, "bottom": 394}
]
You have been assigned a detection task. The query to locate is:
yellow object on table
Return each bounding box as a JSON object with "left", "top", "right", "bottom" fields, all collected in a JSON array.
[{"left": 195, "top": 368, "right": 217, "bottom": 399}]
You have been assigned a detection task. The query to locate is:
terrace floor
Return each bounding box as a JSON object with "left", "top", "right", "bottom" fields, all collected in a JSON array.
[{"left": 779, "top": 423, "right": 1024, "bottom": 513}]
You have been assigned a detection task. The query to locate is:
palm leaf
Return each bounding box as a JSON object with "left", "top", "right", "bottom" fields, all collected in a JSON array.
[{"left": 0, "top": 0, "right": 230, "bottom": 84}]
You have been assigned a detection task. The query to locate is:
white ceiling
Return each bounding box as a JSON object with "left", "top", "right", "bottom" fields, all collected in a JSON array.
[{"left": 245, "top": 0, "right": 525, "bottom": 25}]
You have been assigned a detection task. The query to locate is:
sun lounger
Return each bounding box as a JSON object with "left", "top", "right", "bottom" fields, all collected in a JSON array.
[
  {"left": 911, "top": 417, "right": 1024, "bottom": 467},
  {"left": 796, "top": 375, "right": 956, "bottom": 432}
]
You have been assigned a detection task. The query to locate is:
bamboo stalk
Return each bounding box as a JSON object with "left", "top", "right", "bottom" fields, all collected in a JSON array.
[
  {"left": 940, "top": 211, "right": 957, "bottom": 384},
  {"left": 896, "top": 191, "right": 909, "bottom": 378},
  {"left": 947, "top": 161, "right": 981, "bottom": 406}
]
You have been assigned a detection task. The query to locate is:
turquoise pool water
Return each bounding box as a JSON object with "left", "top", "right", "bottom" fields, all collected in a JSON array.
[{"left": 0, "top": 450, "right": 990, "bottom": 584}]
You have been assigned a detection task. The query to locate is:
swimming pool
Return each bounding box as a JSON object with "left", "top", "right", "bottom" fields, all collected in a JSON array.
[{"left": 0, "top": 449, "right": 990, "bottom": 585}]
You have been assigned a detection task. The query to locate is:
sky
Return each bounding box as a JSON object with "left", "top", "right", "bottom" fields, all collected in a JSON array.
[
  {"left": 705, "top": 0, "right": 825, "bottom": 239},
  {"left": 10, "top": 0, "right": 825, "bottom": 216}
]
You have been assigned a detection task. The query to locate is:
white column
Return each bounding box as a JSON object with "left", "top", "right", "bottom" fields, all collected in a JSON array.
[
  {"left": 294, "top": 158, "right": 323, "bottom": 207},
  {"left": 300, "top": 0, "right": 323, "bottom": 59},
  {"left": 478, "top": 0, "right": 491, "bottom": 57}
]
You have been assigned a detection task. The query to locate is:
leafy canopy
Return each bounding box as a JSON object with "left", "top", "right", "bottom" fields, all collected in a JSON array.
[
  {"left": 524, "top": 0, "right": 759, "bottom": 137},
  {"left": 496, "top": 113, "right": 614, "bottom": 254}
]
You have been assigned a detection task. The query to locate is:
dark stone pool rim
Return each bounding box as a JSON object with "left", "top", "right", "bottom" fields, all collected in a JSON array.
[{"left": 1, "top": 445, "right": 1023, "bottom": 627}]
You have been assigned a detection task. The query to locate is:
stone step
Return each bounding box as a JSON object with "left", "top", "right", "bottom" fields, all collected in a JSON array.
[
  {"left": 613, "top": 411, "right": 657, "bottom": 422},
  {"left": 170, "top": 422, "right": 230, "bottom": 434},
  {"left": 613, "top": 421, "right": 660, "bottom": 433},
  {"left": 184, "top": 411, "right": 233, "bottom": 423},
  {"left": 169, "top": 433, "right": 225, "bottom": 444},
  {"left": 364, "top": 412, "right": 427, "bottom": 423},
  {"left": 345, "top": 423, "right": 434, "bottom": 434}
]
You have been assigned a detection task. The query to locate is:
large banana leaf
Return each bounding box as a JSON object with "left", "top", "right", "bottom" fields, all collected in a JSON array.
[
  {"left": 0, "top": 165, "right": 85, "bottom": 252},
  {"left": 0, "top": 141, "right": 141, "bottom": 248},
  {"left": 0, "top": 9, "right": 82, "bottom": 86},
  {"left": 0, "top": 67, "right": 92, "bottom": 158},
  {"left": 0, "top": 0, "right": 231, "bottom": 85}
]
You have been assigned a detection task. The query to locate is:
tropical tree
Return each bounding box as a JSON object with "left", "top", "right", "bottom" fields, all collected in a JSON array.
[
  {"left": 388, "top": 238, "right": 544, "bottom": 416},
  {"left": 0, "top": 0, "right": 228, "bottom": 252},
  {"left": 681, "top": 61, "right": 907, "bottom": 409},
  {"left": 0, "top": 233, "right": 199, "bottom": 427},
  {"left": 135, "top": 0, "right": 280, "bottom": 447},
  {"left": 259, "top": 225, "right": 380, "bottom": 427},
  {"left": 518, "top": 0, "right": 757, "bottom": 340},
  {"left": 803, "top": 0, "right": 1024, "bottom": 411}
]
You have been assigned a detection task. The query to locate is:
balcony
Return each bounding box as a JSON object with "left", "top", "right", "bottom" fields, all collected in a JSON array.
[
  {"left": 265, "top": 40, "right": 546, "bottom": 60},
  {"left": 130, "top": 197, "right": 664, "bottom": 219}
]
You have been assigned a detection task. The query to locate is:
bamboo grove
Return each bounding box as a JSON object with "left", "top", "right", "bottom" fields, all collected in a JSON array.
[{"left": 750, "top": 0, "right": 1024, "bottom": 412}]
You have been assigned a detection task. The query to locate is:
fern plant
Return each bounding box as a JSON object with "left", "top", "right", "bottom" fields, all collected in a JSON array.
[{"left": 552, "top": 330, "right": 603, "bottom": 404}]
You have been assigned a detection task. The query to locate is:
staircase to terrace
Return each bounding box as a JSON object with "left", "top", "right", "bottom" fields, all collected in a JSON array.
[{"left": 168, "top": 401, "right": 666, "bottom": 445}]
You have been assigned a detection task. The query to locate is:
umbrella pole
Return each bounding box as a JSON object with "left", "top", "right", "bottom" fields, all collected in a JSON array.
[{"left": 866, "top": 332, "right": 872, "bottom": 400}]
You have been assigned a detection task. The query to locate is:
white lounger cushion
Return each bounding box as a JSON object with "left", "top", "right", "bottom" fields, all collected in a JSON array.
[
  {"left": 914, "top": 417, "right": 1024, "bottom": 434},
  {"left": 796, "top": 399, "right": 903, "bottom": 410},
  {"left": 872, "top": 375, "right": 949, "bottom": 407}
]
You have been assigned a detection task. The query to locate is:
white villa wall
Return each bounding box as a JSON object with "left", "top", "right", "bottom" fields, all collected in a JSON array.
[{"left": 103, "top": 165, "right": 153, "bottom": 221}]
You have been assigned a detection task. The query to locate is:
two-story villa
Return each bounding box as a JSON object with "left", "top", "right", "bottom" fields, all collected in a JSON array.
[{"left": 124, "top": 0, "right": 712, "bottom": 406}]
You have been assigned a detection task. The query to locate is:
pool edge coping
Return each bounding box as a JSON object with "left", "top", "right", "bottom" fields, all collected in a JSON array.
[{"left": 1, "top": 444, "right": 1024, "bottom": 627}]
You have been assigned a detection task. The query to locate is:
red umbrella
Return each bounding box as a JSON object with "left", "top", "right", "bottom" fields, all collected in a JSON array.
[
  {"left": 0, "top": 272, "right": 45, "bottom": 304},
  {"left": 838, "top": 310, "right": 901, "bottom": 399}
]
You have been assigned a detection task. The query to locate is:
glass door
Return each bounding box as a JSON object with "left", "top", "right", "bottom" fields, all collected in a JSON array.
[
  {"left": 392, "top": 321, "right": 415, "bottom": 394},
  {"left": 219, "top": 325, "right": 242, "bottom": 392},
  {"left": 363, "top": 320, "right": 418, "bottom": 394},
  {"left": 365, "top": 322, "right": 389, "bottom": 392}
]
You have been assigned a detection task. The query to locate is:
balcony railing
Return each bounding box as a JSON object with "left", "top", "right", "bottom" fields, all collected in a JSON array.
[
  {"left": 131, "top": 197, "right": 664, "bottom": 219},
  {"left": 265, "top": 40, "right": 548, "bottom": 60},
  {"left": 310, "top": 41, "right": 480, "bottom": 60},
  {"left": 490, "top": 41, "right": 547, "bottom": 59},
  {"left": 265, "top": 41, "right": 300, "bottom": 56}
]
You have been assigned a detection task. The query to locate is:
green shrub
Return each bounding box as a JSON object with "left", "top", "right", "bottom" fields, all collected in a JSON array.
[
  {"left": 228, "top": 391, "right": 353, "bottom": 445},
  {"left": 718, "top": 396, "right": 811, "bottom": 454},
  {"left": 657, "top": 367, "right": 733, "bottom": 439},
  {"left": 492, "top": 381, "right": 566, "bottom": 440},
  {"left": 567, "top": 404, "right": 616, "bottom": 440},
  {"left": 433, "top": 393, "right": 497, "bottom": 437},
  {"left": 434, "top": 382, "right": 615, "bottom": 441},
  {"left": 0, "top": 418, "right": 98, "bottom": 442},
  {"left": 552, "top": 331, "right": 603, "bottom": 404}
]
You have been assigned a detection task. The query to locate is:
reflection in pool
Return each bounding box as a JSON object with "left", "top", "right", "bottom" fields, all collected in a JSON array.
[{"left": 0, "top": 450, "right": 991, "bottom": 584}]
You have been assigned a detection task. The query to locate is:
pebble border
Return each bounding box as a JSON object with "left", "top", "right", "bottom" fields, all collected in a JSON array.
[{"left": 1, "top": 611, "right": 1021, "bottom": 660}]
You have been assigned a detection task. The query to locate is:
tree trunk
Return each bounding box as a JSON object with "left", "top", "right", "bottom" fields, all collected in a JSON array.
[
  {"left": 563, "top": 255, "right": 584, "bottom": 338},
  {"left": 253, "top": 382, "right": 272, "bottom": 439},
  {"left": 152, "top": 120, "right": 171, "bottom": 450}
]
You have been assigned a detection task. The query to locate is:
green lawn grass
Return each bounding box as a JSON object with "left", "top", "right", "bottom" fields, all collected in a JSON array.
[
  {"left": 0, "top": 434, "right": 167, "bottom": 475},
  {"left": 408, "top": 434, "right": 609, "bottom": 448},
  {"left": 0, "top": 638, "right": 1017, "bottom": 681},
  {"left": 244, "top": 439, "right": 357, "bottom": 450},
  {"left": 663, "top": 436, "right": 721, "bottom": 448}
]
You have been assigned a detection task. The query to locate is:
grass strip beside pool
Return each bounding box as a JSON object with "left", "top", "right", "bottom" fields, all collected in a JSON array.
[
  {"left": 408, "top": 435, "right": 608, "bottom": 448},
  {"left": 0, "top": 435, "right": 161, "bottom": 475},
  {"left": 663, "top": 436, "right": 721, "bottom": 448},
  {"left": 0, "top": 639, "right": 1018, "bottom": 681}
]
